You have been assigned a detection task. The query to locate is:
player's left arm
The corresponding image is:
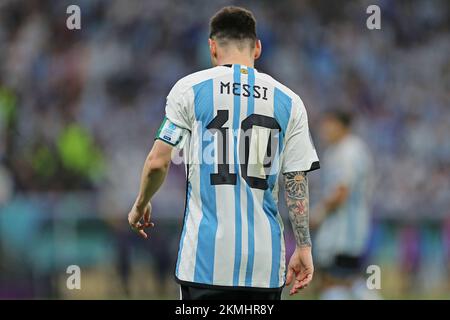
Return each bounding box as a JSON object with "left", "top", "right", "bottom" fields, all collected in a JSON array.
[
  {"left": 281, "top": 99, "right": 320, "bottom": 295},
  {"left": 284, "top": 171, "right": 314, "bottom": 295},
  {"left": 285, "top": 171, "right": 311, "bottom": 247},
  {"left": 128, "top": 140, "right": 173, "bottom": 239}
]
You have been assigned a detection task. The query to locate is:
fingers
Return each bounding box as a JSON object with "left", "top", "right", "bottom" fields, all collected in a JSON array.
[
  {"left": 286, "top": 268, "right": 294, "bottom": 286},
  {"left": 138, "top": 229, "right": 148, "bottom": 239},
  {"left": 144, "top": 205, "right": 151, "bottom": 224},
  {"left": 138, "top": 220, "right": 154, "bottom": 228},
  {"left": 297, "top": 273, "right": 313, "bottom": 289},
  {"left": 290, "top": 284, "right": 299, "bottom": 295},
  {"left": 289, "top": 273, "right": 313, "bottom": 296},
  {"left": 130, "top": 221, "right": 155, "bottom": 239},
  {"left": 289, "top": 282, "right": 306, "bottom": 295},
  {"left": 135, "top": 222, "right": 155, "bottom": 229}
]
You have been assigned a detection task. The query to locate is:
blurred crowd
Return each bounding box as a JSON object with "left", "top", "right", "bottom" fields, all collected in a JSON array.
[
  {"left": 1, "top": 0, "right": 449, "bottom": 218},
  {"left": 0, "top": 0, "right": 449, "bottom": 298}
]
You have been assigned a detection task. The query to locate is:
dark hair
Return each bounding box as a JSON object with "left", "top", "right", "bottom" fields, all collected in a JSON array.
[
  {"left": 325, "top": 109, "right": 353, "bottom": 128},
  {"left": 209, "top": 6, "right": 257, "bottom": 43}
]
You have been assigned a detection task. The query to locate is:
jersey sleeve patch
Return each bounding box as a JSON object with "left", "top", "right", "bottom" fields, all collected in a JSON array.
[{"left": 155, "top": 117, "right": 186, "bottom": 147}]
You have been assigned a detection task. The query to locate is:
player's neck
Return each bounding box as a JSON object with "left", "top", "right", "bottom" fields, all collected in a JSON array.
[{"left": 217, "top": 55, "right": 254, "bottom": 68}]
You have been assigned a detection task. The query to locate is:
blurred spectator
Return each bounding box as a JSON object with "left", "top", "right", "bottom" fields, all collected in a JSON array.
[{"left": 0, "top": 0, "right": 448, "bottom": 299}]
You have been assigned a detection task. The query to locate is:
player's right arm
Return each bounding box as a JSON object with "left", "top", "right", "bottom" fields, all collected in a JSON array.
[
  {"left": 128, "top": 78, "right": 192, "bottom": 239},
  {"left": 128, "top": 140, "right": 173, "bottom": 239}
]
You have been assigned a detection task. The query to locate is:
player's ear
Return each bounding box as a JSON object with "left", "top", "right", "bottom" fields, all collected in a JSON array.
[
  {"left": 254, "top": 39, "right": 262, "bottom": 60},
  {"left": 209, "top": 39, "right": 217, "bottom": 59}
]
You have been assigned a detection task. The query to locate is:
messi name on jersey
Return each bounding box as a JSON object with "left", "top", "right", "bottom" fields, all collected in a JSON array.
[{"left": 220, "top": 81, "right": 268, "bottom": 100}]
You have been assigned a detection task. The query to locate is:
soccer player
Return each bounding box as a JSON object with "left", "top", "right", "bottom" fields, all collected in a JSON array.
[
  {"left": 311, "top": 110, "right": 376, "bottom": 299},
  {"left": 127, "top": 6, "right": 320, "bottom": 300}
]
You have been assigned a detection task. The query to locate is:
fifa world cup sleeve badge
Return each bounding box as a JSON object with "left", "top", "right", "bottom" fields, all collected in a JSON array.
[{"left": 155, "top": 117, "right": 186, "bottom": 147}]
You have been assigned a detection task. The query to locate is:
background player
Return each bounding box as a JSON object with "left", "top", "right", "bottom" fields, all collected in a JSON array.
[
  {"left": 127, "top": 6, "right": 320, "bottom": 300},
  {"left": 311, "top": 110, "right": 378, "bottom": 299}
]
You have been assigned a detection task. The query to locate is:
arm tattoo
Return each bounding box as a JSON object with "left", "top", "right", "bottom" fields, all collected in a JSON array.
[{"left": 284, "top": 171, "right": 311, "bottom": 247}]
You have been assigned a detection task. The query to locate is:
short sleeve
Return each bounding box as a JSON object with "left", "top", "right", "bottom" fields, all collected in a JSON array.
[
  {"left": 281, "top": 99, "right": 320, "bottom": 173},
  {"left": 329, "top": 140, "right": 372, "bottom": 188},
  {"left": 333, "top": 154, "right": 355, "bottom": 186},
  {"left": 155, "top": 117, "right": 189, "bottom": 148},
  {"left": 165, "top": 80, "right": 193, "bottom": 131}
]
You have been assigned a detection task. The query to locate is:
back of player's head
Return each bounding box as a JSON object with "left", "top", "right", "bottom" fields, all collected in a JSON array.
[
  {"left": 209, "top": 6, "right": 257, "bottom": 49},
  {"left": 325, "top": 109, "right": 353, "bottom": 128}
]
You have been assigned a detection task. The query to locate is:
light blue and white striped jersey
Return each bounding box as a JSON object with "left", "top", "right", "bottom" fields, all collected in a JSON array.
[
  {"left": 157, "top": 64, "right": 319, "bottom": 289},
  {"left": 315, "top": 134, "right": 374, "bottom": 267}
]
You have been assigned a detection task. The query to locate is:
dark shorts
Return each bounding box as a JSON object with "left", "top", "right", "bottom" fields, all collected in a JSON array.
[
  {"left": 180, "top": 284, "right": 283, "bottom": 300},
  {"left": 322, "top": 254, "right": 364, "bottom": 279}
]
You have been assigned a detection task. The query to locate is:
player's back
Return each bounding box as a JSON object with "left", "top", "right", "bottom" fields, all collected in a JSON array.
[{"left": 161, "top": 64, "right": 319, "bottom": 289}]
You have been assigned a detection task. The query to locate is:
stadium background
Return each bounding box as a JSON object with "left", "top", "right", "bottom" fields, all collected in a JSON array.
[{"left": 0, "top": 0, "right": 449, "bottom": 299}]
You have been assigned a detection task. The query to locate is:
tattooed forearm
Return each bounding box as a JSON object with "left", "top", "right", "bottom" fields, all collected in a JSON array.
[{"left": 284, "top": 171, "right": 311, "bottom": 247}]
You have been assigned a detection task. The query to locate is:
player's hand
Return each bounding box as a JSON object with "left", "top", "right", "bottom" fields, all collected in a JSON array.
[
  {"left": 127, "top": 202, "right": 154, "bottom": 239},
  {"left": 286, "top": 246, "right": 314, "bottom": 295}
]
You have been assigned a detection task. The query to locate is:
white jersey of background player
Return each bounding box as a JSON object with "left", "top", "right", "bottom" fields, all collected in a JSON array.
[{"left": 311, "top": 110, "right": 376, "bottom": 300}]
